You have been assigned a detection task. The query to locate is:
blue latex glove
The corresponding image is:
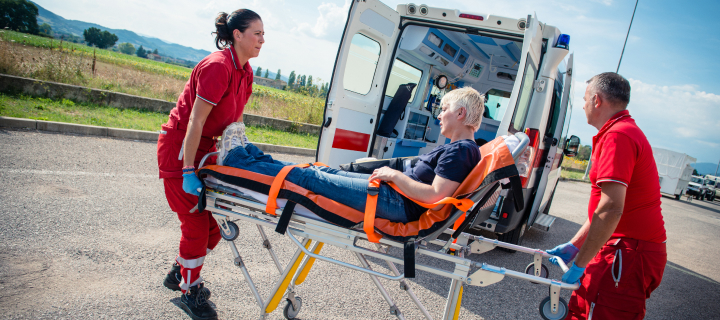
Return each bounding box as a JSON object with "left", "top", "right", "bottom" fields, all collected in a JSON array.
[
  {"left": 182, "top": 173, "right": 203, "bottom": 196},
  {"left": 547, "top": 242, "right": 579, "bottom": 265},
  {"left": 561, "top": 262, "right": 585, "bottom": 284}
]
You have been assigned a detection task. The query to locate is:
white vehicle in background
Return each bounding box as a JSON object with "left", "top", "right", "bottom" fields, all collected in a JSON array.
[
  {"left": 686, "top": 176, "right": 707, "bottom": 200},
  {"left": 317, "top": 1, "right": 580, "bottom": 248},
  {"left": 704, "top": 175, "right": 718, "bottom": 201},
  {"left": 652, "top": 148, "right": 695, "bottom": 200}
]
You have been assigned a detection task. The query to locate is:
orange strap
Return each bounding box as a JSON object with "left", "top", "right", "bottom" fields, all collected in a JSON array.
[
  {"left": 363, "top": 180, "right": 384, "bottom": 243},
  {"left": 362, "top": 180, "right": 475, "bottom": 243},
  {"left": 265, "top": 162, "right": 329, "bottom": 215},
  {"left": 386, "top": 182, "right": 475, "bottom": 212}
]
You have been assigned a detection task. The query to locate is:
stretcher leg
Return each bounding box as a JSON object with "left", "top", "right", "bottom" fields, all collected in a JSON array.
[
  {"left": 264, "top": 238, "right": 312, "bottom": 315},
  {"left": 354, "top": 252, "right": 405, "bottom": 320},
  {"left": 256, "top": 225, "right": 284, "bottom": 274},
  {"left": 227, "top": 240, "right": 265, "bottom": 312},
  {"left": 375, "top": 244, "right": 434, "bottom": 320},
  {"left": 443, "top": 249, "right": 467, "bottom": 320},
  {"left": 442, "top": 279, "right": 463, "bottom": 320},
  {"left": 293, "top": 242, "right": 324, "bottom": 286}
]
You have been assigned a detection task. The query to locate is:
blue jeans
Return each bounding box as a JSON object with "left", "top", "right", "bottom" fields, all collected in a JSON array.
[{"left": 223, "top": 144, "right": 410, "bottom": 223}]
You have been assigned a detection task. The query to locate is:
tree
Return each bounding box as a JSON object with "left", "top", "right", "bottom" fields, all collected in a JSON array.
[
  {"left": 0, "top": 0, "right": 39, "bottom": 34},
  {"left": 275, "top": 69, "right": 281, "bottom": 80},
  {"left": 263, "top": 69, "right": 269, "bottom": 78},
  {"left": 255, "top": 67, "right": 262, "bottom": 77},
  {"left": 288, "top": 71, "right": 296, "bottom": 87},
  {"left": 693, "top": 169, "right": 699, "bottom": 176},
  {"left": 83, "top": 27, "right": 118, "bottom": 49},
  {"left": 118, "top": 42, "right": 135, "bottom": 55},
  {"left": 38, "top": 23, "right": 52, "bottom": 37},
  {"left": 307, "top": 75, "right": 313, "bottom": 87},
  {"left": 136, "top": 45, "right": 148, "bottom": 58},
  {"left": 298, "top": 75, "right": 306, "bottom": 87},
  {"left": 153, "top": 48, "right": 158, "bottom": 55},
  {"left": 577, "top": 145, "right": 591, "bottom": 161}
]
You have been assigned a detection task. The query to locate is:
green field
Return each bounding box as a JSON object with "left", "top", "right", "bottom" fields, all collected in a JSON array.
[
  {"left": 0, "top": 93, "right": 319, "bottom": 149},
  {"left": 0, "top": 29, "right": 327, "bottom": 125},
  {"left": 0, "top": 30, "right": 192, "bottom": 79}
]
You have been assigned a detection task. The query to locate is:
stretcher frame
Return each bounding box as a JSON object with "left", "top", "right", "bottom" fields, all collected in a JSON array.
[{"left": 197, "top": 134, "right": 579, "bottom": 320}]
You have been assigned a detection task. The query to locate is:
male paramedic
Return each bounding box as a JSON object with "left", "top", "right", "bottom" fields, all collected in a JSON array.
[{"left": 547, "top": 72, "right": 667, "bottom": 319}]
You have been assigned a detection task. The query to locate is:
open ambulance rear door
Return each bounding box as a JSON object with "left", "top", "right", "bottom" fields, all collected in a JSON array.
[
  {"left": 531, "top": 53, "right": 574, "bottom": 229},
  {"left": 316, "top": 0, "right": 400, "bottom": 168}
]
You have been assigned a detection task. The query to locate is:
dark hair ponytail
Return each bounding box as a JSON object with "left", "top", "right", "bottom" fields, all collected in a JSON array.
[{"left": 213, "top": 9, "right": 262, "bottom": 50}]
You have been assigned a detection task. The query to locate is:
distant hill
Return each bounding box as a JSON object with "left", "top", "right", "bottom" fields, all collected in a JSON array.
[
  {"left": 691, "top": 162, "right": 718, "bottom": 176},
  {"left": 32, "top": 1, "right": 211, "bottom": 63}
]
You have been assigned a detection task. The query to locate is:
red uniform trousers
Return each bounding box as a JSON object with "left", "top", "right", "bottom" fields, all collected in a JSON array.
[
  {"left": 163, "top": 178, "right": 222, "bottom": 292},
  {"left": 158, "top": 123, "right": 221, "bottom": 292},
  {"left": 567, "top": 238, "right": 667, "bottom": 320}
]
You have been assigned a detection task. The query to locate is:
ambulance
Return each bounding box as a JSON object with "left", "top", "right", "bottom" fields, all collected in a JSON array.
[{"left": 316, "top": 1, "right": 581, "bottom": 248}]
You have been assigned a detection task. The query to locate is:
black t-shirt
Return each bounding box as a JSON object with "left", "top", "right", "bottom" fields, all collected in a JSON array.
[{"left": 401, "top": 139, "right": 481, "bottom": 220}]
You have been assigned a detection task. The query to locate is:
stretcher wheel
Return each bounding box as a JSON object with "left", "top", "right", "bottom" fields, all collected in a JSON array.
[
  {"left": 283, "top": 296, "right": 302, "bottom": 319},
  {"left": 524, "top": 262, "right": 549, "bottom": 284},
  {"left": 220, "top": 221, "right": 239, "bottom": 241},
  {"left": 539, "top": 296, "right": 568, "bottom": 320}
]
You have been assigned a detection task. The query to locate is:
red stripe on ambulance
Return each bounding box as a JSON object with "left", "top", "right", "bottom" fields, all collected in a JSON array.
[{"left": 332, "top": 129, "right": 370, "bottom": 152}]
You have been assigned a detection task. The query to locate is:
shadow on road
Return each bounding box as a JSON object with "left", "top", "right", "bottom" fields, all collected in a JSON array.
[{"left": 646, "top": 261, "right": 720, "bottom": 319}]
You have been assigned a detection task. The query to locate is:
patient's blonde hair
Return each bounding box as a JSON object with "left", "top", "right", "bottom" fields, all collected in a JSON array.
[{"left": 441, "top": 87, "right": 484, "bottom": 131}]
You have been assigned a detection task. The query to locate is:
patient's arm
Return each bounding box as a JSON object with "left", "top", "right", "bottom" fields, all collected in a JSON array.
[{"left": 369, "top": 167, "right": 460, "bottom": 210}]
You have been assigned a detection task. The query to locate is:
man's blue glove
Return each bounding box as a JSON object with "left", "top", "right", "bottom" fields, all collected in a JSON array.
[
  {"left": 561, "top": 262, "right": 585, "bottom": 284},
  {"left": 547, "top": 242, "right": 579, "bottom": 265},
  {"left": 182, "top": 173, "right": 203, "bottom": 196}
]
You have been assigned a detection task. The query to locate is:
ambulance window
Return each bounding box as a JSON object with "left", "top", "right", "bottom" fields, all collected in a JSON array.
[
  {"left": 484, "top": 89, "right": 511, "bottom": 120},
  {"left": 510, "top": 55, "right": 537, "bottom": 132},
  {"left": 559, "top": 86, "right": 573, "bottom": 148},
  {"left": 343, "top": 34, "right": 381, "bottom": 95},
  {"left": 385, "top": 59, "right": 422, "bottom": 102},
  {"left": 546, "top": 82, "right": 563, "bottom": 136}
]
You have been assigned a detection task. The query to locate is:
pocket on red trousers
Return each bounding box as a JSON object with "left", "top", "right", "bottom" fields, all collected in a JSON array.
[{"left": 591, "top": 290, "right": 644, "bottom": 320}]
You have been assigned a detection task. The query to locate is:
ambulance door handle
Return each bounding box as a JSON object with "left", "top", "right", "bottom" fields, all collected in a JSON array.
[{"left": 324, "top": 117, "right": 332, "bottom": 128}]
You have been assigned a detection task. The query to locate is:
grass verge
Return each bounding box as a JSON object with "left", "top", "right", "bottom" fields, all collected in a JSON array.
[
  {"left": 561, "top": 170, "right": 588, "bottom": 181},
  {"left": 0, "top": 93, "right": 318, "bottom": 149}
]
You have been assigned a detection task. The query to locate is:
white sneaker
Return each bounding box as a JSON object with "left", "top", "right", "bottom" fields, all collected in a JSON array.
[{"left": 217, "top": 122, "right": 249, "bottom": 166}]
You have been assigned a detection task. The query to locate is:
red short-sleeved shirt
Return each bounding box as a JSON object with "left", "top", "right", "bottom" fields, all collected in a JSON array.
[
  {"left": 588, "top": 110, "right": 667, "bottom": 243},
  {"left": 168, "top": 47, "right": 253, "bottom": 137}
]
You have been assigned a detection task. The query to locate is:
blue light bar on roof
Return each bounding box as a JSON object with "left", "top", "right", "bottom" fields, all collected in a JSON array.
[{"left": 556, "top": 34, "right": 570, "bottom": 49}]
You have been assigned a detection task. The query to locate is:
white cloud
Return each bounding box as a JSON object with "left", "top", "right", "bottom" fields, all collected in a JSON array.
[
  {"left": 297, "top": 1, "right": 350, "bottom": 41},
  {"left": 622, "top": 79, "right": 720, "bottom": 161}
]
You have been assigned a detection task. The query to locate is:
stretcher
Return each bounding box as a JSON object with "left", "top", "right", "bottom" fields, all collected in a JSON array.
[{"left": 194, "top": 132, "right": 579, "bottom": 320}]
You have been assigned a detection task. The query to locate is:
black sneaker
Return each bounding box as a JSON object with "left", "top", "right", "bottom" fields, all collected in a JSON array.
[
  {"left": 180, "top": 283, "right": 218, "bottom": 320},
  {"left": 164, "top": 263, "right": 211, "bottom": 298}
]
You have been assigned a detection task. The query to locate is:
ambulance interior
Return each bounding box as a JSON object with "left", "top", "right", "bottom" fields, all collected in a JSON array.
[{"left": 345, "top": 25, "right": 526, "bottom": 159}]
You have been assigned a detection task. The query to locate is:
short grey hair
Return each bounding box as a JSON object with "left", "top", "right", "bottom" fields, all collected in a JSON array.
[
  {"left": 586, "top": 72, "right": 631, "bottom": 108},
  {"left": 441, "top": 87, "right": 485, "bottom": 131}
]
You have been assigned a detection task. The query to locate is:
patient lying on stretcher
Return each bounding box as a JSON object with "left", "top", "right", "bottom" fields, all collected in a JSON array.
[{"left": 222, "top": 88, "right": 485, "bottom": 223}]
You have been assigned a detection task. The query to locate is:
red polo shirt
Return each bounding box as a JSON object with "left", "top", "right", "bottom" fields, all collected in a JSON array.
[
  {"left": 168, "top": 46, "right": 253, "bottom": 138},
  {"left": 588, "top": 110, "right": 666, "bottom": 243}
]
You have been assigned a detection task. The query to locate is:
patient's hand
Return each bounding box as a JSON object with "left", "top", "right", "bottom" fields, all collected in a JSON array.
[{"left": 369, "top": 166, "right": 399, "bottom": 183}]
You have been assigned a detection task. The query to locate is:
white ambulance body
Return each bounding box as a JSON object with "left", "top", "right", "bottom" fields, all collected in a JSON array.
[{"left": 316, "top": 1, "right": 581, "bottom": 246}]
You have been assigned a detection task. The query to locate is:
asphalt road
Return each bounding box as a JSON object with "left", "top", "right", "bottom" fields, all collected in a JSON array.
[{"left": 1, "top": 128, "right": 719, "bottom": 319}]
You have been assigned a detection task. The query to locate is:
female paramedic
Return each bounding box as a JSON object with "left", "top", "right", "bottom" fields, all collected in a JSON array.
[
  {"left": 156, "top": 9, "right": 263, "bottom": 320},
  {"left": 221, "top": 87, "right": 485, "bottom": 223}
]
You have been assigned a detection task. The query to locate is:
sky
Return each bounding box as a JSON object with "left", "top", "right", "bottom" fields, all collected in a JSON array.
[{"left": 35, "top": 0, "right": 720, "bottom": 163}]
